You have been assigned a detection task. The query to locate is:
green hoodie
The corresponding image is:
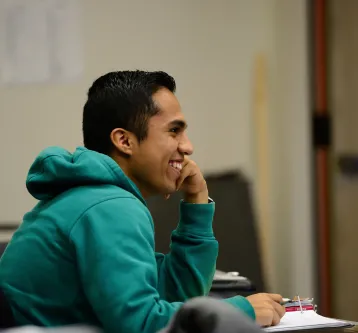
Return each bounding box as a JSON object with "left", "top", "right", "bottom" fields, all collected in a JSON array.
[{"left": 0, "top": 147, "right": 255, "bottom": 333}]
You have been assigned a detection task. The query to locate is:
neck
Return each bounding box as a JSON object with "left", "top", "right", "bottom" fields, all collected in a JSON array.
[{"left": 110, "top": 153, "right": 150, "bottom": 199}]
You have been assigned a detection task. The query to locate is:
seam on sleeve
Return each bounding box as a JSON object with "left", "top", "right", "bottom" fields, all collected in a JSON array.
[{"left": 68, "top": 196, "right": 138, "bottom": 241}]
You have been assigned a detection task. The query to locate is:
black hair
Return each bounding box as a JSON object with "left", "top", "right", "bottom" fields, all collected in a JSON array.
[{"left": 82, "top": 70, "right": 176, "bottom": 154}]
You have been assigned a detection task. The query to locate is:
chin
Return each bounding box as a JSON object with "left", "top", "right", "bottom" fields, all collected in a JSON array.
[
  {"left": 161, "top": 182, "right": 176, "bottom": 195},
  {"left": 164, "top": 186, "right": 176, "bottom": 195}
]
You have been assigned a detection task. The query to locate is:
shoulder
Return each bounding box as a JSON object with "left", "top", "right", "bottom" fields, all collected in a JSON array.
[
  {"left": 53, "top": 185, "right": 152, "bottom": 235},
  {"left": 69, "top": 194, "right": 156, "bottom": 251},
  {"left": 70, "top": 190, "right": 154, "bottom": 238}
]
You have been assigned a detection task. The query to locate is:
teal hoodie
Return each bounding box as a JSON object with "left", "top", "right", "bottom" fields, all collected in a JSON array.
[{"left": 0, "top": 147, "right": 255, "bottom": 333}]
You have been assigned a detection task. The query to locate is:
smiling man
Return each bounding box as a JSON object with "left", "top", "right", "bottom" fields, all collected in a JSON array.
[{"left": 0, "top": 71, "right": 285, "bottom": 333}]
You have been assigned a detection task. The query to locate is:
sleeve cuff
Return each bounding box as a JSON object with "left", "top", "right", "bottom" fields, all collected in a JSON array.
[
  {"left": 223, "top": 296, "right": 256, "bottom": 320},
  {"left": 176, "top": 200, "right": 215, "bottom": 236}
]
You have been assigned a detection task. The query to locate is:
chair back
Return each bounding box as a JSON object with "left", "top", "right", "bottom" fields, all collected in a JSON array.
[{"left": 0, "top": 288, "right": 16, "bottom": 328}]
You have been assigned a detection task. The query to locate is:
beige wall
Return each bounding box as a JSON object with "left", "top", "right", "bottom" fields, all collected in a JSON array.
[
  {"left": 0, "top": 0, "right": 313, "bottom": 298},
  {"left": 270, "top": 0, "right": 314, "bottom": 300},
  {"left": 329, "top": 0, "right": 358, "bottom": 321}
]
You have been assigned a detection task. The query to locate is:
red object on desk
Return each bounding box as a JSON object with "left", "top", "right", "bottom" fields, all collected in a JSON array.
[{"left": 285, "top": 305, "right": 315, "bottom": 312}]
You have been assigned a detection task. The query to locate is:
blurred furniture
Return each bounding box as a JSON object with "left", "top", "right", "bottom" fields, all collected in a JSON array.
[
  {"left": 211, "top": 271, "right": 255, "bottom": 298},
  {"left": 0, "top": 241, "right": 16, "bottom": 328},
  {"left": 147, "top": 170, "right": 265, "bottom": 297},
  {"left": 0, "top": 242, "right": 8, "bottom": 257},
  {"left": 0, "top": 287, "right": 16, "bottom": 328}
]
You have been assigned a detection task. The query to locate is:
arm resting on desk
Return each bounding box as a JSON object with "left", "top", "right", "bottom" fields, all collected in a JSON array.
[
  {"left": 72, "top": 198, "right": 255, "bottom": 333},
  {"left": 156, "top": 201, "right": 218, "bottom": 302}
]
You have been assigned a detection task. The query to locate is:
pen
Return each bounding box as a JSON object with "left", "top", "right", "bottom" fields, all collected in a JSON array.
[
  {"left": 297, "top": 294, "right": 303, "bottom": 314},
  {"left": 281, "top": 298, "right": 292, "bottom": 305}
]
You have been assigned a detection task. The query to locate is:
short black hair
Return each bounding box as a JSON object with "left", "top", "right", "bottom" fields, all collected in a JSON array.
[{"left": 82, "top": 70, "right": 176, "bottom": 154}]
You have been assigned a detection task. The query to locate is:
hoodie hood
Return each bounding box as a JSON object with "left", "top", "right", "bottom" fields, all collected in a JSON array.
[{"left": 26, "top": 146, "right": 145, "bottom": 204}]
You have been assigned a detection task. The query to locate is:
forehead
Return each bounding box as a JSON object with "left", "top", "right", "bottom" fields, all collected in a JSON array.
[{"left": 151, "top": 88, "right": 185, "bottom": 124}]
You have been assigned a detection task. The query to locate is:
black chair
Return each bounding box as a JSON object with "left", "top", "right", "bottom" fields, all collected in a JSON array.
[
  {"left": 0, "top": 288, "right": 16, "bottom": 328},
  {"left": 0, "top": 242, "right": 16, "bottom": 328}
]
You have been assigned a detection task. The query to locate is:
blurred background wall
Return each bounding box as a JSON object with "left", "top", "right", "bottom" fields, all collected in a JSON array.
[{"left": 0, "top": 0, "right": 313, "bottom": 313}]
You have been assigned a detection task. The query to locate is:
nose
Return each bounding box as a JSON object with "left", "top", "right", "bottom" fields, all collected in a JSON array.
[{"left": 178, "top": 133, "right": 194, "bottom": 156}]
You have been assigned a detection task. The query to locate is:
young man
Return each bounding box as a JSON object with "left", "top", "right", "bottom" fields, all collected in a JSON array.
[{"left": 0, "top": 71, "right": 285, "bottom": 333}]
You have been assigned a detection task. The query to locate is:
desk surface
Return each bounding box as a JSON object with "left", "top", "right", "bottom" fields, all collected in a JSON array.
[{"left": 299, "top": 323, "right": 358, "bottom": 333}]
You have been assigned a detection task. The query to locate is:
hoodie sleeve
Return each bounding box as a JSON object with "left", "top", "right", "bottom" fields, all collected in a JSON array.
[
  {"left": 70, "top": 197, "right": 255, "bottom": 333},
  {"left": 155, "top": 201, "right": 219, "bottom": 302},
  {"left": 154, "top": 201, "right": 255, "bottom": 321},
  {"left": 70, "top": 197, "right": 183, "bottom": 333}
]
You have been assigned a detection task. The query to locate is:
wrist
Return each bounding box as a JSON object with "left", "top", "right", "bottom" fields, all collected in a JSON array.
[{"left": 183, "top": 189, "right": 209, "bottom": 204}]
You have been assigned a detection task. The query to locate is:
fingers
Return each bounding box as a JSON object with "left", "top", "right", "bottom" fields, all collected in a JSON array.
[
  {"left": 272, "top": 309, "right": 281, "bottom": 326},
  {"left": 267, "top": 294, "right": 283, "bottom": 303},
  {"left": 264, "top": 301, "right": 283, "bottom": 327},
  {"left": 258, "top": 304, "right": 278, "bottom": 328},
  {"left": 259, "top": 308, "right": 274, "bottom": 327},
  {"left": 246, "top": 293, "right": 285, "bottom": 328},
  {"left": 272, "top": 300, "right": 286, "bottom": 319},
  {"left": 268, "top": 294, "right": 285, "bottom": 320},
  {"left": 182, "top": 155, "right": 190, "bottom": 165},
  {"left": 176, "top": 166, "right": 190, "bottom": 190},
  {"left": 176, "top": 158, "right": 194, "bottom": 190}
]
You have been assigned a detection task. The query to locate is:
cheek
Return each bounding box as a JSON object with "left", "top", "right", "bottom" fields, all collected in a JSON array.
[
  {"left": 162, "top": 141, "right": 178, "bottom": 161},
  {"left": 138, "top": 136, "right": 178, "bottom": 168}
]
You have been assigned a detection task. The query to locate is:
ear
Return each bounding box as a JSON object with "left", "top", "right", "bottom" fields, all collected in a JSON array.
[{"left": 110, "top": 128, "right": 137, "bottom": 156}]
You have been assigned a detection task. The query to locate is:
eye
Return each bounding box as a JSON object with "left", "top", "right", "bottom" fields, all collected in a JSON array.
[{"left": 169, "top": 127, "right": 180, "bottom": 134}]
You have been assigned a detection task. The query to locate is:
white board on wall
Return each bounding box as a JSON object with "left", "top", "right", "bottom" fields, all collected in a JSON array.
[{"left": 0, "top": 0, "right": 83, "bottom": 85}]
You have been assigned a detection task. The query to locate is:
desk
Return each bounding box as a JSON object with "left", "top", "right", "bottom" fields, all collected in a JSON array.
[
  {"left": 209, "top": 278, "right": 256, "bottom": 299},
  {"left": 290, "top": 322, "right": 358, "bottom": 333}
]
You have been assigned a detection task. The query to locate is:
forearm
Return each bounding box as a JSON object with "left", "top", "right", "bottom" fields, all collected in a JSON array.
[{"left": 157, "top": 200, "right": 217, "bottom": 302}]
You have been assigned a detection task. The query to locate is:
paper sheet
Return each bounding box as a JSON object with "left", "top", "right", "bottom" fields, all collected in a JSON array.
[
  {"left": 214, "top": 270, "right": 248, "bottom": 281},
  {"left": 265, "top": 310, "right": 352, "bottom": 332},
  {"left": 0, "top": 0, "right": 83, "bottom": 85}
]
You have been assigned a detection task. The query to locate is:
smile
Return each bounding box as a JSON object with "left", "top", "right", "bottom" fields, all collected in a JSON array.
[{"left": 169, "top": 161, "right": 182, "bottom": 173}]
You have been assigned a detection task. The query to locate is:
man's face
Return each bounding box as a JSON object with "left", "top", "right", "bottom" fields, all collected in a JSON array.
[{"left": 129, "top": 88, "right": 193, "bottom": 197}]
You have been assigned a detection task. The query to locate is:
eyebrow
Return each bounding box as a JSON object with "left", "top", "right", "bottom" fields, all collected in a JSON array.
[{"left": 168, "top": 119, "right": 188, "bottom": 129}]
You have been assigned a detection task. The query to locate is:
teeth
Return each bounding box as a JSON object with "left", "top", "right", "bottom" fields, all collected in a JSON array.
[{"left": 170, "top": 161, "right": 182, "bottom": 171}]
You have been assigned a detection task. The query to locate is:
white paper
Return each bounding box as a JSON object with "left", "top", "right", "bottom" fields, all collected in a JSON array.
[
  {"left": 0, "top": 0, "right": 83, "bottom": 85},
  {"left": 214, "top": 270, "right": 247, "bottom": 281},
  {"left": 265, "top": 310, "right": 352, "bottom": 332}
]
